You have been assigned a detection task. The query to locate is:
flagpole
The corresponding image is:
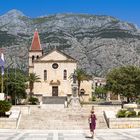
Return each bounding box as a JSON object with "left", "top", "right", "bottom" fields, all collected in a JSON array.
[
  {"left": 0, "top": 51, "right": 5, "bottom": 101},
  {"left": 0, "top": 52, "right": 5, "bottom": 94},
  {"left": 1, "top": 74, "right": 3, "bottom": 93}
]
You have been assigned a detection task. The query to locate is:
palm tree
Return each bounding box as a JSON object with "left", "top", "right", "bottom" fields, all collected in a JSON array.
[
  {"left": 28, "top": 73, "right": 40, "bottom": 95},
  {"left": 70, "top": 68, "right": 91, "bottom": 96}
]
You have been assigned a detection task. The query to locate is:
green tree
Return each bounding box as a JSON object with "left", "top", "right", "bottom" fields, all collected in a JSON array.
[
  {"left": 95, "top": 86, "right": 107, "bottom": 99},
  {"left": 106, "top": 65, "right": 140, "bottom": 103},
  {"left": 3, "top": 68, "right": 27, "bottom": 104},
  {"left": 28, "top": 73, "right": 40, "bottom": 95},
  {"left": 70, "top": 68, "right": 91, "bottom": 96}
]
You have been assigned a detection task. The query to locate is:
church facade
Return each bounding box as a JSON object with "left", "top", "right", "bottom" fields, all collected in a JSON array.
[{"left": 28, "top": 30, "right": 92, "bottom": 102}]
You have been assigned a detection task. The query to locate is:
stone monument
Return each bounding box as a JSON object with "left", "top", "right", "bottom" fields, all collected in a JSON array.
[{"left": 68, "top": 72, "right": 81, "bottom": 108}]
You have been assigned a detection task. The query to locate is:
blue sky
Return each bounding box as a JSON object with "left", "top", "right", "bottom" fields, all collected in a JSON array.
[{"left": 0, "top": 0, "right": 140, "bottom": 27}]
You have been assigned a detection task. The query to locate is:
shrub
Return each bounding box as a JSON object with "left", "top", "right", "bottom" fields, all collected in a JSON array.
[
  {"left": 92, "top": 96, "right": 96, "bottom": 101},
  {"left": 0, "top": 100, "right": 12, "bottom": 117},
  {"left": 136, "top": 99, "right": 140, "bottom": 104},
  {"left": 28, "top": 97, "right": 39, "bottom": 105},
  {"left": 116, "top": 109, "right": 127, "bottom": 118},
  {"left": 138, "top": 111, "right": 140, "bottom": 117},
  {"left": 125, "top": 110, "right": 136, "bottom": 117}
]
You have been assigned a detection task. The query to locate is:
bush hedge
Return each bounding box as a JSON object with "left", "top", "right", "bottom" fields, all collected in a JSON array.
[
  {"left": 138, "top": 111, "right": 140, "bottom": 117},
  {"left": 116, "top": 109, "right": 137, "bottom": 118},
  {"left": 125, "top": 110, "right": 136, "bottom": 117},
  {"left": 0, "top": 100, "right": 12, "bottom": 117},
  {"left": 116, "top": 109, "right": 127, "bottom": 118},
  {"left": 28, "top": 97, "right": 39, "bottom": 105},
  {"left": 136, "top": 99, "right": 140, "bottom": 104}
]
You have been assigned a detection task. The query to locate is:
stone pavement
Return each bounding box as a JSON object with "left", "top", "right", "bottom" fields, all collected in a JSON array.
[{"left": 0, "top": 129, "right": 140, "bottom": 140}]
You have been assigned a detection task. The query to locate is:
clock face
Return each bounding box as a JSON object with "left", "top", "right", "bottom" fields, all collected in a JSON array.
[{"left": 52, "top": 63, "right": 59, "bottom": 69}]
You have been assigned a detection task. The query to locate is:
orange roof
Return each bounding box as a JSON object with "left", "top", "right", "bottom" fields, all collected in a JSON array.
[{"left": 30, "top": 29, "right": 42, "bottom": 51}]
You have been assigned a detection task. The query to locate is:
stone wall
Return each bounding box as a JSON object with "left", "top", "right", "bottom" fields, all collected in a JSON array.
[
  {"left": 108, "top": 118, "right": 140, "bottom": 128},
  {"left": 0, "top": 110, "right": 21, "bottom": 129},
  {"left": 0, "top": 118, "right": 17, "bottom": 129}
]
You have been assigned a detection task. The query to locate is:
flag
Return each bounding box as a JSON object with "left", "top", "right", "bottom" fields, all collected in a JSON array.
[{"left": 0, "top": 53, "right": 5, "bottom": 75}]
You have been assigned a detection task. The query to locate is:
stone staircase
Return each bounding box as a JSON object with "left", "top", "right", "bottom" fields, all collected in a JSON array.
[
  {"left": 18, "top": 105, "right": 112, "bottom": 129},
  {"left": 42, "top": 96, "right": 66, "bottom": 104}
]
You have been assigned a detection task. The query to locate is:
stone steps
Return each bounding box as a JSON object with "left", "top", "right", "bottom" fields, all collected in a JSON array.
[
  {"left": 42, "top": 97, "right": 66, "bottom": 104},
  {"left": 18, "top": 105, "right": 109, "bottom": 129}
]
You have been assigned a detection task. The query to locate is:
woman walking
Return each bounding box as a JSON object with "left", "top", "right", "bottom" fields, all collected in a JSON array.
[{"left": 88, "top": 110, "right": 97, "bottom": 139}]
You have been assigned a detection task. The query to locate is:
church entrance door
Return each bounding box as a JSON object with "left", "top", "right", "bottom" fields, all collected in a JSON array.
[{"left": 52, "top": 86, "right": 58, "bottom": 96}]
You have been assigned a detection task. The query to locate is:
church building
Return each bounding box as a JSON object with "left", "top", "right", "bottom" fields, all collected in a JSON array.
[{"left": 28, "top": 30, "right": 92, "bottom": 103}]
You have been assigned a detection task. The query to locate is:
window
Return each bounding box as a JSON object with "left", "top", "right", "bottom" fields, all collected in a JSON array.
[
  {"left": 37, "top": 55, "right": 39, "bottom": 59},
  {"left": 52, "top": 63, "right": 59, "bottom": 69},
  {"left": 44, "top": 70, "right": 47, "bottom": 81},
  {"left": 80, "top": 89, "right": 85, "bottom": 95},
  {"left": 32, "top": 55, "right": 35, "bottom": 62},
  {"left": 95, "top": 82, "right": 97, "bottom": 87},
  {"left": 63, "top": 70, "right": 67, "bottom": 80}
]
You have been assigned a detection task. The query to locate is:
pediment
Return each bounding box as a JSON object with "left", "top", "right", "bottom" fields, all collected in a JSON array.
[{"left": 39, "top": 49, "right": 76, "bottom": 62}]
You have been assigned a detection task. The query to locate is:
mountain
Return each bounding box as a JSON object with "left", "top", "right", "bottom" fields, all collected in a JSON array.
[{"left": 0, "top": 9, "right": 140, "bottom": 76}]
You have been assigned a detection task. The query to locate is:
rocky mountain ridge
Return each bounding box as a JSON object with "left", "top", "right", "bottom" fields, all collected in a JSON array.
[{"left": 0, "top": 9, "right": 140, "bottom": 76}]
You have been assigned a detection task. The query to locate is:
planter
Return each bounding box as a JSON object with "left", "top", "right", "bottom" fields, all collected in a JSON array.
[
  {"left": 108, "top": 117, "right": 140, "bottom": 128},
  {"left": 104, "top": 110, "right": 140, "bottom": 128},
  {"left": 123, "top": 103, "right": 137, "bottom": 111}
]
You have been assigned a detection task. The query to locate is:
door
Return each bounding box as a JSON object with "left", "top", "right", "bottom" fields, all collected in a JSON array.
[{"left": 52, "top": 86, "right": 58, "bottom": 96}]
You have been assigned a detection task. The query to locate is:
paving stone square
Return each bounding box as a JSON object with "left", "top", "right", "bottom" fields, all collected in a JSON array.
[
  {"left": 0, "top": 132, "right": 19, "bottom": 140},
  {"left": 0, "top": 129, "right": 140, "bottom": 140},
  {"left": 1, "top": 105, "right": 140, "bottom": 140}
]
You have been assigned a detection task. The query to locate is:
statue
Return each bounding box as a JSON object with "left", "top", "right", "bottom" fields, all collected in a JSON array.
[
  {"left": 72, "top": 87, "right": 77, "bottom": 97},
  {"left": 67, "top": 71, "right": 81, "bottom": 108},
  {"left": 73, "top": 71, "right": 77, "bottom": 84}
]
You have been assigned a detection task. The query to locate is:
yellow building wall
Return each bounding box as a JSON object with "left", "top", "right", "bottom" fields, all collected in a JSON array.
[
  {"left": 33, "top": 60, "right": 76, "bottom": 96},
  {"left": 80, "top": 80, "right": 93, "bottom": 102},
  {"left": 29, "top": 50, "right": 93, "bottom": 101}
]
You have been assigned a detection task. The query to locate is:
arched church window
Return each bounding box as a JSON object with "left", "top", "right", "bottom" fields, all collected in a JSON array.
[
  {"left": 63, "top": 70, "right": 67, "bottom": 80},
  {"left": 37, "top": 55, "right": 39, "bottom": 59},
  {"left": 32, "top": 55, "right": 35, "bottom": 63},
  {"left": 44, "top": 70, "right": 47, "bottom": 81}
]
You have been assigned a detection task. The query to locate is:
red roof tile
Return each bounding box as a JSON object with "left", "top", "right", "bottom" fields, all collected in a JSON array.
[{"left": 30, "top": 29, "right": 42, "bottom": 50}]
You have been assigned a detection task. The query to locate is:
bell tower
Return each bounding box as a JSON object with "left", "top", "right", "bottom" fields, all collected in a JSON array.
[{"left": 29, "top": 29, "right": 43, "bottom": 73}]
